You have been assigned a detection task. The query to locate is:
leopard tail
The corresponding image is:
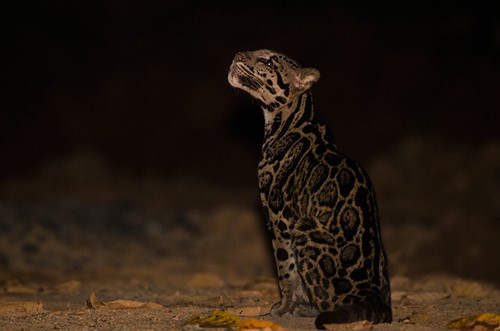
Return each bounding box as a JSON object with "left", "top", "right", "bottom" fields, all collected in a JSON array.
[{"left": 314, "top": 299, "right": 392, "bottom": 329}]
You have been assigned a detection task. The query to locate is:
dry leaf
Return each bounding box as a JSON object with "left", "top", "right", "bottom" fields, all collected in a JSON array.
[
  {"left": 226, "top": 306, "right": 268, "bottom": 316},
  {"left": 86, "top": 291, "right": 104, "bottom": 308},
  {"left": 0, "top": 301, "right": 44, "bottom": 315},
  {"left": 85, "top": 291, "right": 161, "bottom": 309},
  {"left": 218, "top": 294, "right": 234, "bottom": 308},
  {"left": 238, "top": 318, "right": 285, "bottom": 331},
  {"left": 185, "top": 309, "right": 239, "bottom": 328},
  {"left": 447, "top": 313, "right": 500, "bottom": 330},
  {"left": 323, "top": 320, "right": 373, "bottom": 331},
  {"left": 105, "top": 299, "right": 162, "bottom": 309},
  {"left": 185, "top": 309, "right": 285, "bottom": 330}
]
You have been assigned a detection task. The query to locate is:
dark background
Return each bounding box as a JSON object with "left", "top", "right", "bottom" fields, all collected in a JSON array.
[
  {"left": 3, "top": 1, "right": 499, "bottom": 183},
  {"left": 1, "top": 1, "right": 500, "bottom": 286}
]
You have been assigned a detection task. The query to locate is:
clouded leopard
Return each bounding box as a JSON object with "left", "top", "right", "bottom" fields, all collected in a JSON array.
[{"left": 228, "top": 49, "right": 392, "bottom": 329}]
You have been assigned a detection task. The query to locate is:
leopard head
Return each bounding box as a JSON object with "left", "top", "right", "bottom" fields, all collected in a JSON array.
[{"left": 228, "top": 49, "right": 320, "bottom": 110}]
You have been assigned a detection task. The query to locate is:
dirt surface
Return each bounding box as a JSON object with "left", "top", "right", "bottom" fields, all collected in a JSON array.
[
  {"left": 1, "top": 135, "right": 499, "bottom": 330},
  {"left": 0, "top": 271, "right": 499, "bottom": 330}
]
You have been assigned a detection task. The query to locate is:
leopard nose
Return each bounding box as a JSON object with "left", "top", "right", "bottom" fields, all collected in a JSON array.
[{"left": 234, "top": 52, "right": 247, "bottom": 62}]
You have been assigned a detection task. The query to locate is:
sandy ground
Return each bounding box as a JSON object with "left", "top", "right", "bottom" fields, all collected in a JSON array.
[
  {"left": 1, "top": 135, "right": 499, "bottom": 330},
  {"left": 1, "top": 263, "right": 499, "bottom": 330}
]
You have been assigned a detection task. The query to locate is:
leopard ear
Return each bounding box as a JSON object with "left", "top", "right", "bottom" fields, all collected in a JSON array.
[{"left": 293, "top": 67, "right": 320, "bottom": 91}]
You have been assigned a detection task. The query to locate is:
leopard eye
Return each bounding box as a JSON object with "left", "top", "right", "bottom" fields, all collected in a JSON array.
[{"left": 258, "top": 58, "right": 273, "bottom": 67}]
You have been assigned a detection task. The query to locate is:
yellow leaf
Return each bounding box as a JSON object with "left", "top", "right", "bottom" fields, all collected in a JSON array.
[
  {"left": 184, "top": 309, "right": 285, "bottom": 330},
  {"left": 447, "top": 313, "right": 500, "bottom": 330},
  {"left": 238, "top": 318, "right": 285, "bottom": 331},
  {"left": 185, "top": 309, "right": 240, "bottom": 328}
]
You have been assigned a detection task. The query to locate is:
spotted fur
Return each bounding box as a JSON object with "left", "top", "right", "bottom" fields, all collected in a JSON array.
[{"left": 228, "top": 49, "right": 392, "bottom": 329}]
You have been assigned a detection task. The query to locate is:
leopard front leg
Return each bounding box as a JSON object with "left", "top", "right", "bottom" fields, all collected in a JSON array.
[{"left": 270, "top": 226, "right": 318, "bottom": 317}]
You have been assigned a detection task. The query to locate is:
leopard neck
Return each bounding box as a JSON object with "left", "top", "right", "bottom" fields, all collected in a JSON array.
[{"left": 262, "top": 91, "right": 315, "bottom": 142}]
